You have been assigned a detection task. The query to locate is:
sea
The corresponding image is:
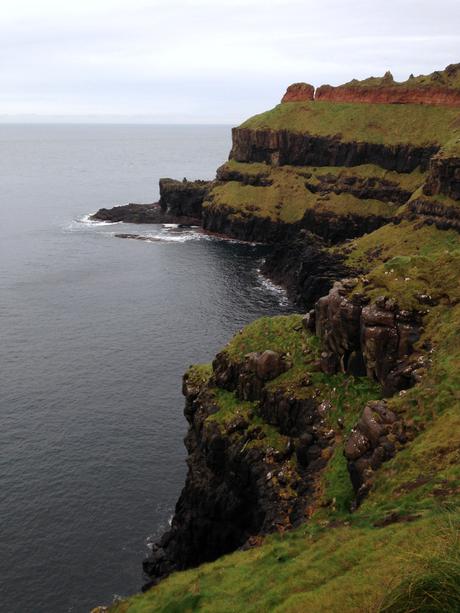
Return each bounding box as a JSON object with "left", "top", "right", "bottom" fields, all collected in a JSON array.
[{"left": 0, "top": 124, "right": 293, "bottom": 612}]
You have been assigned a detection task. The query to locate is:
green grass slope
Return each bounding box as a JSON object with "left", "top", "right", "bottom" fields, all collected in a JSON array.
[
  {"left": 240, "top": 100, "right": 460, "bottom": 146},
  {"left": 206, "top": 162, "right": 422, "bottom": 224}
]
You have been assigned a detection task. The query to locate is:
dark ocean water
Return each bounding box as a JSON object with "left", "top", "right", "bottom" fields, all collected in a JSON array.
[{"left": 0, "top": 125, "right": 292, "bottom": 612}]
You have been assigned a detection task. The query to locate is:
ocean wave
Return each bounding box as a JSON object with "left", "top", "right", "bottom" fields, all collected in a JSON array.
[
  {"left": 256, "top": 268, "right": 290, "bottom": 306},
  {"left": 78, "top": 213, "right": 121, "bottom": 226}
]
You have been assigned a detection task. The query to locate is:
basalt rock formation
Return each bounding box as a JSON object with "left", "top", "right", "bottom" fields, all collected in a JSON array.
[
  {"left": 91, "top": 178, "right": 210, "bottom": 225},
  {"left": 99, "top": 64, "right": 460, "bottom": 613},
  {"left": 158, "top": 178, "right": 211, "bottom": 219},
  {"left": 143, "top": 336, "right": 338, "bottom": 585},
  {"left": 310, "top": 279, "right": 424, "bottom": 396},
  {"left": 230, "top": 128, "right": 437, "bottom": 172},
  {"left": 260, "top": 231, "right": 353, "bottom": 309},
  {"left": 344, "top": 400, "right": 410, "bottom": 505}
]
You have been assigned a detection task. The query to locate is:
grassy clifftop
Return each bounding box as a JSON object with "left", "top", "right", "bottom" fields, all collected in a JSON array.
[{"left": 240, "top": 100, "right": 460, "bottom": 146}]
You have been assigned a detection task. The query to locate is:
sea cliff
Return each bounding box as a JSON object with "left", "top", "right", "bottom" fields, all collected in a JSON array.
[{"left": 93, "top": 64, "right": 460, "bottom": 613}]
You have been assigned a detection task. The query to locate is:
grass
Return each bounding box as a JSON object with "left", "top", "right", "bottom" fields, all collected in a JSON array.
[
  {"left": 240, "top": 100, "right": 460, "bottom": 146},
  {"left": 340, "top": 219, "right": 460, "bottom": 309},
  {"left": 224, "top": 314, "right": 308, "bottom": 361},
  {"left": 342, "top": 220, "right": 460, "bottom": 269},
  {"left": 204, "top": 388, "right": 290, "bottom": 454},
  {"left": 342, "top": 63, "right": 460, "bottom": 90},
  {"left": 378, "top": 522, "right": 460, "bottom": 612},
  {"left": 221, "top": 160, "right": 425, "bottom": 193},
  {"left": 107, "top": 514, "right": 459, "bottom": 613},
  {"left": 185, "top": 363, "right": 213, "bottom": 387},
  {"left": 206, "top": 167, "right": 398, "bottom": 224}
]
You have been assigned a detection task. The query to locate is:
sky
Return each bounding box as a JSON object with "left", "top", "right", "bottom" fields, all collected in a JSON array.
[{"left": 1, "top": 0, "right": 459, "bottom": 123}]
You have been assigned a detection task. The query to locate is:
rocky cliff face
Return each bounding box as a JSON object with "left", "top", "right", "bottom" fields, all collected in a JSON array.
[
  {"left": 158, "top": 178, "right": 211, "bottom": 218},
  {"left": 230, "top": 128, "right": 437, "bottom": 172},
  {"left": 91, "top": 179, "right": 210, "bottom": 224},
  {"left": 260, "top": 231, "right": 353, "bottom": 308},
  {"left": 423, "top": 154, "right": 460, "bottom": 200},
  {"left": 308, "top": 279, "right": 425, "bottom": 396},
  {"left": 143, "top": 275, "right": 427, "bottom": 586},
  {"left": 143, "top": 340, "right": 338, "bottom": 586}
]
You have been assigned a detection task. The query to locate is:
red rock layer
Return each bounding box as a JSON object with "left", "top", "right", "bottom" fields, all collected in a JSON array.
[
  {"left": 281, "top": 82, "right": 315, "bottom": 102},
  {"left": 315, "top": 84, "right": 460, "bottom": 106}
]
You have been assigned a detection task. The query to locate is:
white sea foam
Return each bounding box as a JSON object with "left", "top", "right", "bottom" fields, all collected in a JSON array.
[
  {"left": 256, "top": 267, "right": 290, "bottom": 306},
  {"left": 79, "top": 213, "right": 120, "bottom": 226}
]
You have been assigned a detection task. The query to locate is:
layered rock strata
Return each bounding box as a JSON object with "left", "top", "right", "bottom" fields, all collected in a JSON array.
[{"left": 230, "top": 128, "right": 437, "bottom": 172}]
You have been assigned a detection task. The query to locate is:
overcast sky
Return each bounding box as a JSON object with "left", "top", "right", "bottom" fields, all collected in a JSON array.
[{"left": 1, "top": 0, "right": 459, "bottom": 123}]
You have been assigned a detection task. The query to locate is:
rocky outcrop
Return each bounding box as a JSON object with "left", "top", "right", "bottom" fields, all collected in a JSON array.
[
  {"left": 406, "top": 197, "right": 460, "bottom": 232},
  {"left": 91, "top": 179, "right": 210, "bottom": 225},
  {"left": 159, "top": 178, "right": 211, "bottom": 218},
  {"left": 91, "top": 203, "right": 170, "bottom": 224},
  {"left": 423, "top": 154, "right": 460, "bottom": 200},
  {"left": 306, "top": 172, "right": 412, "bottom": 205},
  {"left": 315, "top": 84, "right": 460, "bottom": 107},
  {"left": 281, "top": 83, "right": 315, "bottom": 103},
  {"left": 300, "top": 208, "right": 393, "bottom": 243},
  {"left": 143, "top": 359, "right": 334, "bottom": 586},
  {"left": 344, "top": 400, "right": 410, "bottom": 505},
  {"left": 309, "top": 280, "right": 423, "bottom": 396},
  {"left": 231, "top": 128, "right": 437, "bottom": 172},
  {"left": 201, "top": 204, "right": 296, "bottom": 243},
  {"left": 261, "top": 231, "right": 353, "bottom": 308}
]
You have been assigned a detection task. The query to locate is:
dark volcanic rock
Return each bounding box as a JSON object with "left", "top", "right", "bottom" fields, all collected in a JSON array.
[
  {"left": 92, "top": 178, "right": 211, "bottom": 225},
  {"left": 91, "top": 202, "right": 202, "bottom": 226},
  {"left": 159, "top": 178, "right": 211, "bottom": 218},
  {"left": 300, "top": 208, "right": 393, "bottom": 243},
  {"left": 305, "top": 173, "right": 412, "bottom": 204},
  {"left": 143, "top": 369, "right": 333, "bottom": 586},
  {"left": 261, "top": 231, "right": 353, "bottom": 309},
  {"left": 406, "top": 197, "right": 460, "bottom": 232},
  {"left": 344, "top": 400, "right": 410, "bottom": 505},
  {"left": 91, "top": 203, "right": 169, "bottom": 224},
  {"left": 202, "top": 205, "right": 296, "bottom": 243},
  {"left": 231, "top": 128, "right": 438, "bottom": 172},
  {"left": 315, "top": 280, "right": 423, "bottom": 395},
  {"left": 423, "top": 154, "right": 460, "bottom": 200}
]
